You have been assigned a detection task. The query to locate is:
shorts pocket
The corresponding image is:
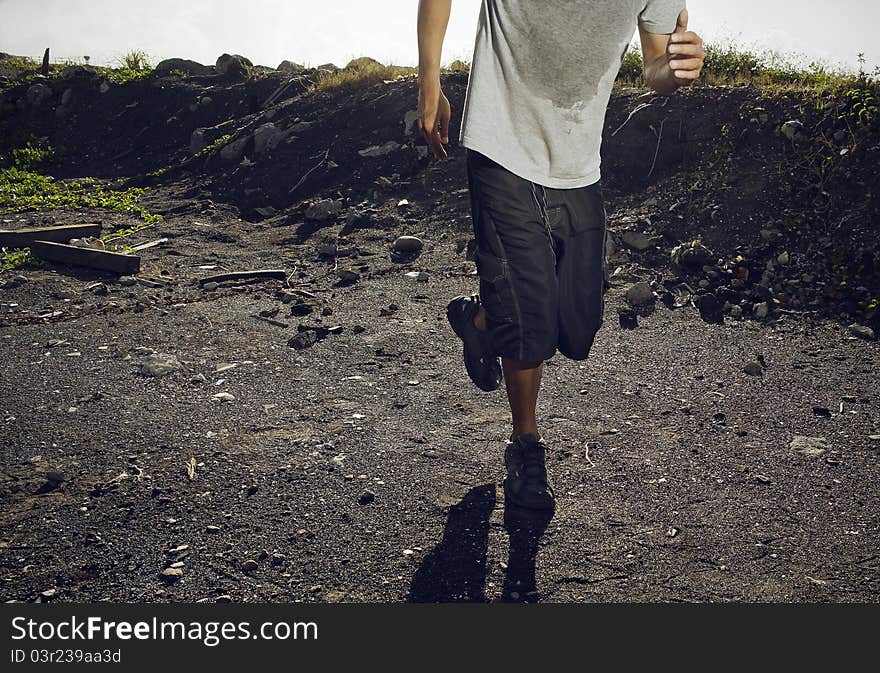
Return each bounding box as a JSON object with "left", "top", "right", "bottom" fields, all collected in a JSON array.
[{"left": 475, "top": 247, "right": 515, "bottom": 325}]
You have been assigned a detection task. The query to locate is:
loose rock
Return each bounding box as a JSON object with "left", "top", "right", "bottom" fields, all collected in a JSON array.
[
  {"left": 393, "top": 235, "right": 424, "bottom": 253},
  {"left": 625, "top": 281, "right": 654, "bottom": 305},
  {"left": 160, "top": 567, "right": 183, "bottom": 583},
  {"left": 743, "top": 360, "right": 764, "bottom": 376},
  {"left": 848, "top": 324, "right": 875, "bottom": 341},
  {"left": 305, "top": 199, "right": 343, "bottom": 221},
  {"left": 140, "top": 353, "right": 182, "bottom": 377},
  {"left": 790, "top": 435, "right": 829, "bottom": 457}
]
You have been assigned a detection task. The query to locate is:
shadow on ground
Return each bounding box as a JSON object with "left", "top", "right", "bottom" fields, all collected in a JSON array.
[{"left": 408, "top": 483, "right": 555, "bottom": 603}]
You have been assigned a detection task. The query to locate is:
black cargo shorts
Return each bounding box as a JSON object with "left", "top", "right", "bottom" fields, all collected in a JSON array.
[{"left": 465, "top": 147, "right": 608, "bottom": 363}]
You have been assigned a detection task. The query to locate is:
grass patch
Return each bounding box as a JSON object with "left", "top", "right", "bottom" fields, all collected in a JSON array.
[
  {"left": 0, "top": 51, "right": 154, "bottom": 91},
  {"left": 615, "top": 41, "right": 878, "bottom": 96},
  {"left": 195, "top": 133, "right": 234, "bottom": 158},
  {"left": 0, "top": 140, "right": 162, "bottom": 270},
  {"left": 307, "top": 58, "right": 419, "bottom": 94}
]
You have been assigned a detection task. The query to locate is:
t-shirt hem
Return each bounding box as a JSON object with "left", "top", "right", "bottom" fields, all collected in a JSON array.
[{"left": 461, "top": 135, "right": 601, "bottom": 189}]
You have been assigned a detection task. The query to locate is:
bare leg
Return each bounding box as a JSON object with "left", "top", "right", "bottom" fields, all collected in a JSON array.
[
  {"left": 474, "top": 303, "right": 543, "bottom": 437},
  {"left": 501, "top": 358, "right": 542, "bottom": 438}
]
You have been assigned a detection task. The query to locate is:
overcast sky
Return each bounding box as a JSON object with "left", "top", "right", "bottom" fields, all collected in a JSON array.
[{"left": 1, "top": 1, "right": 877, "bottom": 75}]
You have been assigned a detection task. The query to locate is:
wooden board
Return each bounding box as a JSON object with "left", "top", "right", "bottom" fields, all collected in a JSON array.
[
  {"left": 0, "top": 223, "right": 102, "bottom": 248},
  {"left": 30, "top": 240, "right": 140, "bottom": 275}
]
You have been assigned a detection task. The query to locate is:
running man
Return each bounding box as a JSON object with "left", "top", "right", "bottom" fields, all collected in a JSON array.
[{"left": 416, "top": 1, "right": 705, "bottom": 509}]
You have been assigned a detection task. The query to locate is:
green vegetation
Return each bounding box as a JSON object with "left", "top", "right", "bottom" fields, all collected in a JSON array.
[
  {"left": 195, "top": 133, "right": 234, "bottom": 157},
  {"left": 616, "top": 41, "right": 878, "bottom": 92},
  {"left": 307, "top": 59, "right": 419, "bottom": 93},
  {"left": 0, "top": 51, "right": 154, "bottom": 91},
  {"left": 119, "top": 50, "right": 151, "bottom": 71},
  {"left": 0, "top": 139, "right": 162, "bottom": 270}
]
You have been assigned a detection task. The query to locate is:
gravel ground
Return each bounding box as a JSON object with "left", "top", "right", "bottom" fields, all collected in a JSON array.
[{"left": 2, "top": 189, "right": 878, "bottom": 603}]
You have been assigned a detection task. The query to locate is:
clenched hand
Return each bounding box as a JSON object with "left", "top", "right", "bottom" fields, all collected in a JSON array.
[{"left": 666, "top": 9, "right": 705, "bottom": 85}]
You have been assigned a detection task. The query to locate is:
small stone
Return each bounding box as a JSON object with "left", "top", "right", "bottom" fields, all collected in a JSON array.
[
  {"left": 160, "top": 567, "right": 183, "bottom": 582},
  {"left": 393, "top": 235, "right": 424, "bottom": 253},
  {"left": 777, "top": 251, "right": 790, "bottom": 265},
  {"left": 620, "top": 230, "right": 657, "bottom": 251},
  {"left": 848, "top": 324, "right": 875, "bottom": 341},
  {"left": 695, "top": 293, "right": 723, "bottom": 323},
  {"left": 625, "top": 281, "right": 654, "bottom": 305},
  {"left": 206, "top": 525, "right": 221, "bottom": 533},
  {"left": 288, "top": 330, "right": 318, "bottom": 350},
  {"left": 743, "top": 361, "right": 763, "bottom": 376},
  {"left": 305, "top": 198, "right": 343, "bottom": 221},
  {"left": 336, "top": 268, "right": 360, "bottom": 284},
  {"left": 358, "top": 490, "right": 375, "bottom": 506},
  {"left": 753, "top": 302, "right": 769, "bottom": 318},
  {"left": 212, "top": 392, "right": 235, "bottom": 402},
  {"left": 118, "top": 276, "right": 137, "bottom": 286},
  {"left": 202, "top": 282, "right": 220, "bottom": 291},
  {"left": 781, "top": 120, "right": 805, "bottom": 140},
  {"left": 618, "top": 307, "right": 638, "bottom": 329},
  {"left": 40, "top": 588, "right": 57, "bottom": 598},
  {"left": 790, "top": 435, "right": 829, "bottom": 457},
  {"left": 140, "top": 353, "right": 182, "bottom": 377},
  {"left": 240, "top": 559, "right": 259, "bottom": 572}
]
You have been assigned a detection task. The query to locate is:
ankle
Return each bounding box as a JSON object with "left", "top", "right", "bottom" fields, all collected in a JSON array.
[
  {"left": 512, "top": 424, "right": 539, "bottom": 438},
  {"left": 473, "top": 304, "right": 487, "bottom": 332}
]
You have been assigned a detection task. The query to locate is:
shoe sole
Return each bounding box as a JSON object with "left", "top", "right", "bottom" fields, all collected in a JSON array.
[{"left": 446, "top": 297, "right": 501, "bottom": 392}]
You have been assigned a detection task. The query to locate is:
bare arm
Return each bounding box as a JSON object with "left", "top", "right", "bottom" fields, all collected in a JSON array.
[
  {"left": 417, "top": 0, "right": 453, "bottom": 159},
  {"left": 639, "top": 8, "right": 704, "bottom": 95}
]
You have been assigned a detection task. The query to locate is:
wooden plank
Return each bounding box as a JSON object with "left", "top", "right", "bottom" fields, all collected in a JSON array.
[
  {"left": 30, "top": 240, "right": 140, "bottom": 275},
  {"left": 131, "top": 237, "right": 169, "bottom": 251},
  {"left": 199, "top": 269, "right": 287, "bottom": 285},
  {"left": 0, "top": 224, "right": 102, "bottom": 248}
]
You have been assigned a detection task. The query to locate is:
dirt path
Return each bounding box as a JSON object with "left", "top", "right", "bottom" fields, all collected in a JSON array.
[{"left": 2, "top": 181, "right": 878, "bottom": 603}]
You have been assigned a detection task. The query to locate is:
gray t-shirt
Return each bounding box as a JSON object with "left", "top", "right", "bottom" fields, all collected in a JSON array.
[{"left": 459, "top": 0, "right": 686, "bottom": 188}]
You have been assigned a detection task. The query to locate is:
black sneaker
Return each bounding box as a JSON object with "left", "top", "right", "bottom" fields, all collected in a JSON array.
[
  {"left": 503, "top": 433, "right": 556, "bottom": 510},
  {"left": 446, "top": 294, "right": 502, "bottom": 392}
]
